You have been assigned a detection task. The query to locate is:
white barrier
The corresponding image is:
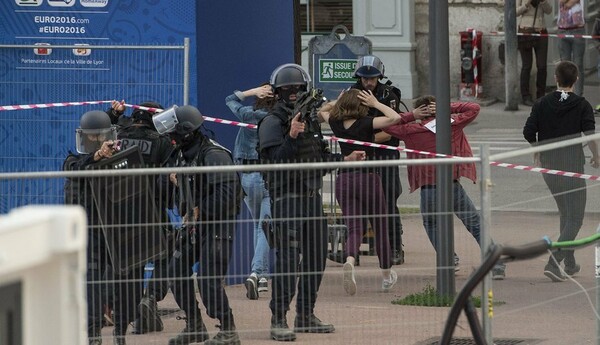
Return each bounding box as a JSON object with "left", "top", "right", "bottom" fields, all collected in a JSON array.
[{"left": 0, "top": 205, "right": 87, "bottom": 345}]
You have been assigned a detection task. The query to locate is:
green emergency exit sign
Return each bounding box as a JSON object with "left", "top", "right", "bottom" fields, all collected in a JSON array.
[{"left": 318, "top": 59, "right": 357, "bottom": 83}]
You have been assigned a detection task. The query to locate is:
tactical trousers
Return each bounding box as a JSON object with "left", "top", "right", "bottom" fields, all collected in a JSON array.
[
  {"left": 87, "top": 229, "right": 142, "bottom": 335},
  {"left": 378, "top": 164, "right": 403, "bottom": 251},
  {"left": 269, "top": 193, "right": 328, "bottom": 317},
  {"left": 170, "top": 226, "right": 235, "bottom": 322}
]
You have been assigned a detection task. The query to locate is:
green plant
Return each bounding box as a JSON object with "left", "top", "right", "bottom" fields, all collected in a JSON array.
[
  {"left": 399, "top": 207, "right": 420, "bottom": 215},
  {"left": 392, "top": 284, "right": 505, "bottom": 308},
  {"left": 392, "top": 284, "right": 454, "bottom": 307}
]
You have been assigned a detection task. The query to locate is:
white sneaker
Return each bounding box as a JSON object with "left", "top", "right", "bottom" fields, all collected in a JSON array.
[
  {"left": 343, "top": 262, "right": 357, "bottom": 296},
  {"left": 258, "top": 277, "right": 268, "bottom": 292},
  {"left": 382, "top": 270, "right": 398, "bottom": 292},
  {"left": 245, "top": 273, "right": 259, "bottom": 300}
]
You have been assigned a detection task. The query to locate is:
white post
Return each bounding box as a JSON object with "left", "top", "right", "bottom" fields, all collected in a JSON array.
[{"left": 0, "top": 205, "right": 87, "bottom": 345}]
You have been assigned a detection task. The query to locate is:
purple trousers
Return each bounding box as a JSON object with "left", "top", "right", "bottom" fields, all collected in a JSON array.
[{"left": 335, "top": 172, "right": 392, "bottom": 269}]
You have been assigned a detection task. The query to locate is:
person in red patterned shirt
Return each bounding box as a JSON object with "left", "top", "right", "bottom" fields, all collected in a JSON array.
[{"left": 384, "top": 96, "right": 506, "bottom": 279}]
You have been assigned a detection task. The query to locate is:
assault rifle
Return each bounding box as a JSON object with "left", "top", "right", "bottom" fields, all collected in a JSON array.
[
  {"left": 293, "top": 88, "right": 326, "bottom": 123},
  {"left": 292, "top": 87, "right": 331, "bottom": 156}
]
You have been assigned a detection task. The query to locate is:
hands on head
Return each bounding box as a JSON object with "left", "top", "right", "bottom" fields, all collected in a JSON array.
[
  {"left": 357, "top": 90, "right": 378, "bottom": 108},
  {"left": 413, "top": 102, "right": 436, "bottom": 120},
  {"left": 254, "top": 85, "right": 274, "bottom": 99}
]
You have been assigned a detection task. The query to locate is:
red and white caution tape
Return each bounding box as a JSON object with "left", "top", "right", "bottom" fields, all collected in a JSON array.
[
  {"left": 123, "top": 103, "right": 163, "bottom": 114},
  {"left": 327, "top": 136, "right": 449, "bottom": 158},
  {"left": 122, "top": 104, "right": 259, "bottom": 129},
  {"left": 0, "top": 100, "right": 113, "bottom": 112},
  {"left": 330, "top": 136, "right": 600, "bottom": 181},
  {"left": 491, "top": 162, "right": 600, "bottom": 181},
  {"left": 198, "top": 116, "right": 600, "bottom": 182},
  {"left": 470, "top": 28, "right": 480, "bottom": 98},
  {"left": 3, "top": 100, "right": 597, "bottom": 181},
  {"left": 109, "top": 107, "right": 600, "bottom": 183},
  {"left": 491, "top": 31, "right": 600, "bottom": 40},
  {"left": 201, "top": 116, "right": 257, "bottom": 129}
]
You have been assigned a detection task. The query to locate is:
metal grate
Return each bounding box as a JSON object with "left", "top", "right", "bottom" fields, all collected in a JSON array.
[{"left": 420, "top": 337, "right": 543, "bottom": 345}]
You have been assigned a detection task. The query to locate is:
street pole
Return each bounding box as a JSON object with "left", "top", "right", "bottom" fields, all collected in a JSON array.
[
  {"left": 429, "top": 0, "right": 455, "bottom": 298},
  {"left": 480, "top": 144, "right": 493, "bottom": 344},
  {"left": 504, "top": 0, "right": 519, "bottom": 110},
  {"left": 595, "top": 223, "right": 600, "bottom": 345},
  {"left": 429, "top": 1, "right": 437, "bottom": 96}
]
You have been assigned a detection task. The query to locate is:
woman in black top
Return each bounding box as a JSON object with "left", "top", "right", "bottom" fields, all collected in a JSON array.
[{"left": 321, "top": 89, "right": 401, "bottom": 295}]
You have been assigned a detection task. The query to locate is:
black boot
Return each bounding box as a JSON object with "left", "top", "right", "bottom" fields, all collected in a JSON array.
[
  {"left": 112, "top": 336, "right": 125, "bottom": 345},
  {"left": 113, "top": 324, "right": 127, "bottom": 345},
  {"left": 270, "top": 314, "right": 296, "bottom": 341},
  {"left": 137, "top": 294, "right": 163, "bottom": 334},
  {"left": 294, "top": 313, "right": 335, "bottom": 333},
  {"left": 88, "top": 328, "right": 102, "bottom": 345},
  {"left": 205, "top": 315, "right": 241, "bottom": 345},
  {"left": 168, "top": 316, "right": 209, "bottom": 345},
  {"left": 392, "top": 248, "right": 405, "bottom": 265},
  {"left": 522, "top": 95, "right": 534, "bottom": 106}
]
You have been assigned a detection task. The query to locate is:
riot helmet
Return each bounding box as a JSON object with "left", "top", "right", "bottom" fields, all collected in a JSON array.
[
  {"left": 173, "top": 105, "right": 204, "bottom": 134},
  {"left": 152, "top": 105, "right": 179, "bottom": 135},
  {"left": 75, "top": 110, "right": 117, "bottom": 154},
  {"left": 132, "top": 101, "right": 163, "bottom": 126},
  {"left": 270, "top": 63, "right": 311, "bottom": 105},
  {"left": 353, "top": 55, "right": 385, "bottom": 79},
  {"left": 153, "top": 105, "right": 204, "bottom": 147}
]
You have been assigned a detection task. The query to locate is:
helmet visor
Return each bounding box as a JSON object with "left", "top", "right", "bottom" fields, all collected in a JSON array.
[
  {"left": 152, "top": 105, "right": 179, "bottom": 135},
  {"left": 75, "top": 127, "right": 117, "bottom": 154}
]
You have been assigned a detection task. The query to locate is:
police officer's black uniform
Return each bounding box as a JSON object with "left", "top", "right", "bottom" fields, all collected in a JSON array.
[
  {"left": 113, "top": 102, "right": 175, "bottom": 334},
  {"left": 351, "top": 56, "right": 405, "bottom": 265},
  {"left": 64, "top": 110, "right": 139, "bottom": 345},
  {"left": 157, "top": 105, "right": 242, "bottom": 345},
  {"left": 258, "top": 64, "right": 337, "bottom": 342}
]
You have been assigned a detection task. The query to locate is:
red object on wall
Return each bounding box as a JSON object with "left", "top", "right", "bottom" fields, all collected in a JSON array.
[{"left": 459, "top": 29, "right": 483, "bottom": 99}]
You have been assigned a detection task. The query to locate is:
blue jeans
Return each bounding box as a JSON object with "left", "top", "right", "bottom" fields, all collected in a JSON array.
[
  {"left": 558, "top": 28, "right": 586, "bottom": 95},
  {"left": 420, "top": 182, "right": 481, "bottom": 251},
  {"left": 241, "top": 172, "right": 272, "bottom": 277}
]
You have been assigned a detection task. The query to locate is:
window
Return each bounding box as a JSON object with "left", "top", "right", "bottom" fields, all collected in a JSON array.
[{"left": 299, "top": 0, "right": 353, "bottom": 34}]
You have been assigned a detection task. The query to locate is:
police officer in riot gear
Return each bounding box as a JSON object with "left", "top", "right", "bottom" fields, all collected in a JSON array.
[
  {"left": 65, "top": 110, "right": 136, "bottom": 345},
  {"left": 118, "top": 101, "right": 173, "bottom": 165},
  {"left": 154, "top": 105, "right": 242, "bottom": 345},
  {"left": 112, "top": 101, "right": 175, "bottom": 335},
  {"left": 351, "top": 55, "right": 406, "bottom": 266},
  {"left": 258, "top": 63, "right": 365, "bottom": 342}
]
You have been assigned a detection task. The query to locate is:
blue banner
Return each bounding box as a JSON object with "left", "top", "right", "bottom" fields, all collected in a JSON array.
[{"left": 0, "top": 0, "right": 196, "bottom": 211}]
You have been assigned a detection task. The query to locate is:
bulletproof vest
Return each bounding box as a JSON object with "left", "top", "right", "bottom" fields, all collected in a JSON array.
[
  {"left": 180, "top": 138, "right": 241, "bottom": 217},
  {"left": 117, "top": 125, "right": 173, "bottom": 167},
  {"left": 258, "top": 102, "right": 326, "bottom": 194}
]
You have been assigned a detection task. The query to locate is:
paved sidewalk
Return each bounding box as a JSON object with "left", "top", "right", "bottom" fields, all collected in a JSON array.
[
  {"left": 98, "top": 83, "right": 600, "bottom": 344},
  {"left": 101, "top": 211, "right": 600, "bottom": 345}
]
